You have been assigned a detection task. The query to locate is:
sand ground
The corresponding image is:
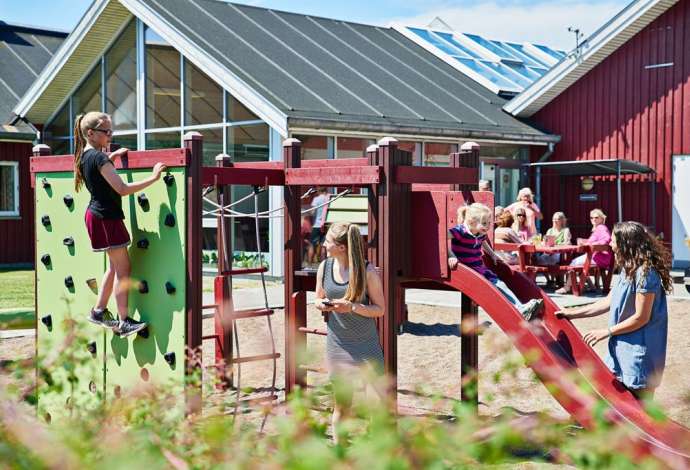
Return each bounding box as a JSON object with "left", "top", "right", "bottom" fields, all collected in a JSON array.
[{"left": 2, "top": 295, "right": 689, "bottom": 429}]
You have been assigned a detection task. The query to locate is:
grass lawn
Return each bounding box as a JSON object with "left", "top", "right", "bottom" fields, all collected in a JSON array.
[
  {"left": 0, "top": 269, "right": 34, "bottom": 310},
  {"left": 0, "top": 269, "right": 35, "bottom": 329}
]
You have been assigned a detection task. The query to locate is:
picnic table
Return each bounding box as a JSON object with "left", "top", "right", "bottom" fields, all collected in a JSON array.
[{"left": 493, "top": 242, "right": 614, "bottom": 296}]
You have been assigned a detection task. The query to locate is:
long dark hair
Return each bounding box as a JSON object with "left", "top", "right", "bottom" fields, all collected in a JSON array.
[{"left": 613, "top": 221, "right": 672, "bottom": 293}]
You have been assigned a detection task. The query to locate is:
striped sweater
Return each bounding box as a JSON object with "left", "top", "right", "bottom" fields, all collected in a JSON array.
[{"left": 449, "top": 224, "right": 497, "bottom": 282}]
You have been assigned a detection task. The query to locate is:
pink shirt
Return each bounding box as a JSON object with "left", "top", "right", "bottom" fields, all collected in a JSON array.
[
  {"left": 587, "top": 224, "right": 612, "bottom": 267},
  {"left": 506, "top": 201, "right": 540, "bottom": 237}
]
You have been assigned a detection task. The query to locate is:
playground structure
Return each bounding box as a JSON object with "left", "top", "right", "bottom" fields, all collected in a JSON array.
[{"left": 31, "top": 134, "right": 690, "bottom": 467}]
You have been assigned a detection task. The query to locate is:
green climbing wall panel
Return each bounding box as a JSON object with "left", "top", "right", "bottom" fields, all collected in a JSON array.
[{"left": 35, "top": 167, "right": 187, "bottom": 422}]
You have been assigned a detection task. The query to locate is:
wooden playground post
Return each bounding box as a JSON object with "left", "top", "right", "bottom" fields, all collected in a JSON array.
[
  {"left": 214, "top": 154, "right": 233, "bottom": 388},
  {"left": 457, "top": 141, "right": 480, "bottom": 409},
  {"left": 283, "top": 138, "right": 307, "bottom": 394},
  {"left": 376, "top": 137, "right": 412, "bottom": 405},
  {"left": 184, "top": 131, "right": 203, "bottom": 414}
]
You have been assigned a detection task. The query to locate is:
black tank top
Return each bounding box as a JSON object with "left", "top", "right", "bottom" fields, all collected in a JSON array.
[{"left": 80, "top": 149, "right": 124, "bottom": 219}]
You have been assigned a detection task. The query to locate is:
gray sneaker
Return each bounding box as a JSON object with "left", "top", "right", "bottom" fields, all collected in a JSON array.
[
  {"left": 88, "top": 308, "right": 119, "bottom": 329},
  {"left": 519, "top": 299, "right": 544, "bottom": 322},
  {"left": 114, "top": 317, "right": 148, "bottom": 338}
]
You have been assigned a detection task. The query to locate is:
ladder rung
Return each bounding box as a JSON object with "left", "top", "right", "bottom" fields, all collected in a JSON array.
[
  {"left": 233, "top": 394, "right": 279, "bottom": 406},
  {"left": 202, "top": 334, "right": 218, "bottom": 340},
  {"left": 298, "top": 364, "right": 327, "bottom": 374},
  {"left": 232, "top": 308, "right": 274, "bottom": 320},
  {"left": 298, "top": 327, "right": 327, "bottom": 336},
  {"left": 231, "top": 353, "right": 280, "bottom": 364},
  {"left": 202, "top": 304, "right": 217, "bottom": 310},
  {"left": 221, "top": 267, "right": 268, "bottom": 276}
]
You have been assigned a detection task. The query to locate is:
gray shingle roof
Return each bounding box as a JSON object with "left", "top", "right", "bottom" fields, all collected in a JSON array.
[
  {"left": 0, "top": 22, "right": 67, "bottom": 130},
  {"left": 139, "top": 0, "right": 554, "bottom": 142}
]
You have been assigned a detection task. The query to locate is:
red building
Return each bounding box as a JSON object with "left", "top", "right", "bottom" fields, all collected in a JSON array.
[
  {"left": 0, "top": 23, "right": 67, "bottom": 266},
  {"left": 505, "top": 0, "right": 690, "bottom": 267}
]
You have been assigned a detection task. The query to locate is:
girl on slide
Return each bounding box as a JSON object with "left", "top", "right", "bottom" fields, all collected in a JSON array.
[
  {"left": 74, "top": 111, "right": 166, "bottom": 338},
  {"left": 448, "top": 203, "right": 543, "bottom": 321}
]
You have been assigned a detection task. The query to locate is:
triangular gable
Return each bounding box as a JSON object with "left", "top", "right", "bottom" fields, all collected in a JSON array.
[{"left": 504, "top": 0, "right": 680, "bottom": 117}]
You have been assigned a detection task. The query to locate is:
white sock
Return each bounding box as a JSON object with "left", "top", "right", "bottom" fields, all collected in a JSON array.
[{"left": 94, "top": 307, "right": 104, "bottom": 313}]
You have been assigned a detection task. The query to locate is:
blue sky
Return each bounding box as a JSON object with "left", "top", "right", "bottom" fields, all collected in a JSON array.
[{"left": 1, "top": 0, "right": 630, "bottom": 49}]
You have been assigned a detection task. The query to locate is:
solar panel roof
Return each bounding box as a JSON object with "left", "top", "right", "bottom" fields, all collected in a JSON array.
[{"left": 395, "top": 25, "right": 565, "bottom": 96}]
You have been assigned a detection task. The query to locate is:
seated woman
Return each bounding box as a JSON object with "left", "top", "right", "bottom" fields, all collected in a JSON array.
[
  {"left": 556, "top": 208, "right": 611, "bottom": 295},
  {"left": 512, "top": 207, "right": 532, "bottom": 242},
  {"left": 494, "top": 211, "right": 522, "bottom": 265},
  {"left": 506, "top": 187, "right": 542, "bottom": 238},
  {"left": 537, "top": 211, "right": 572, "bottom": 266}
]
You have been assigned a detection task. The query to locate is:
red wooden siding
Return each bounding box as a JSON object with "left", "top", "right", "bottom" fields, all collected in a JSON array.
[
  {"left": 0, "top": 141, "right": 34, "bottom": 265},
  {"left": 531, "top": 0, "right": 690, "bottom": 241}
]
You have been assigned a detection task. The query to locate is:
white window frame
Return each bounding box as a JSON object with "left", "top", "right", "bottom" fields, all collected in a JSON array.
[{"left": 0, "top": 161, "right": 20, "bottom": 217}]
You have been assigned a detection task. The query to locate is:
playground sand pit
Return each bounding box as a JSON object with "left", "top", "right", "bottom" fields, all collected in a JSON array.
[{"left": 2, "top": 297, "right": 689, "bottom": 429}]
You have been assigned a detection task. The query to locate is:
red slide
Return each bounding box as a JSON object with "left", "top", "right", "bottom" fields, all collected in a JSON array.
[{"left": 441, "top": 260, "right": 690, "bottom": 468}]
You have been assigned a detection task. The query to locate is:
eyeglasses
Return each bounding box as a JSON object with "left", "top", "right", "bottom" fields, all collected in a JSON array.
[
  {"left": 590, "top": 216, "right": 600, "bottom": 220},
  {"left": 516, "top": 214, "right": 526, "bottom": 217},
  {"left": 90, "top": 127, "right": 113, "bottom": 136}
]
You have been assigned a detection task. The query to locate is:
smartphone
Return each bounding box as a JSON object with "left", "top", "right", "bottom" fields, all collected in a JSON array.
[{"left": 321, "top": 300, "right": 334, "bottom": 307}]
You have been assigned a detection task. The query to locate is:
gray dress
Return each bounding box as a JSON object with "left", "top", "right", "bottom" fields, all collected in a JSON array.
[{"left": 322, "top": 257, "right": 384, "bottom": 375}]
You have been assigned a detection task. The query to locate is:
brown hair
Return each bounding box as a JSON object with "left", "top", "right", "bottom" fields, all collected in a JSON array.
[
  {"left": 613, "top": 221, "right": 672, "bottom": 293},
  {"left": 496, "top": 211, "right": 514, "bottom": 228},
  {"left": 73, "top": 112, "right": 110, "bottom": 192},
  {"left": 328, "top": 222, "right": 367, "bottom": 302}
]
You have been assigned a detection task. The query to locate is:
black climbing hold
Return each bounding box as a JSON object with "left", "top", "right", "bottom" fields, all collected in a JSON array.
[
  {"left": 163, "top": 174, "right": 174, "bottom": 186},
  {"left": 164, "top": 213, "right": 175, "bottom": 227},
  {"left": 137, "top": 326, "right": 149, "bottom": 339},
  {"left": 86, "top": 278, "right": 97, "bottom": 290},
  {"left": 164, "top": 352, "right": 176, "bottom": 366},
  {"left": 41, "top": 215, "right": 51, "bottom": 227},
  {"left": 63, "top": 195, "right": 73, "bottom": 208},
  {"left": 41, "top": 315, "right": 52, "bottom": 329},
  {"left": 138, "top": 280, "right": 149, "bottom": 294},
  {"left": 64, "top": 276, "right": 74, "bottom": 289},
  {"left": 40, "top": 254, "right": 51, "bottom": 266},
  {"left": 87, "top": 341, "right": 97, "bottom": 355},
  {"left": 63, "top": 237, "right": 74, "bottom": 247},
  {"left": 165, "top": 282, "right": 176, "bottom": 294},
  {"left": 137, "top": 238, "right": 149, "bottom": 249},
  {"left": 41, "top": 178, "right": 50, "bottom": 189},
  {"left": 137, "top": 193, "right": 149, "bottom": 209}
]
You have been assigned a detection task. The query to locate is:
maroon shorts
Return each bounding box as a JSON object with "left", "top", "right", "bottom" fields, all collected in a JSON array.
[{"left": 84, "top": 209, "right": 130, "bottom": 252}]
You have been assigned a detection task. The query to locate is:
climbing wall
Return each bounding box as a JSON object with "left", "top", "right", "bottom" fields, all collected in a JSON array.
[
  {"left": 35, "top": 167, "right": 187, "bottom": 422},
  {"left": 35, "top": 172, "right": 106, "bottom": 422},
  {"left": 105, "top": 168, "right": 187, "bottom": 401}
]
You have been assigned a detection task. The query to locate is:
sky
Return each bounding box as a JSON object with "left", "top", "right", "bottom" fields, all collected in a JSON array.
[{"left": 1, "top": 0, "right": 630, "bottom": 50}]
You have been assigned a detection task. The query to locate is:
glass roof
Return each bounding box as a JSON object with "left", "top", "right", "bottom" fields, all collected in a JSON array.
[{"left": 403, "top": 26, "right": 565, "bottom": 95}]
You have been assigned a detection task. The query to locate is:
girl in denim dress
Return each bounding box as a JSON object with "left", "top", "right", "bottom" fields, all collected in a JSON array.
[{"left": 556, "top": 221, "right": 672, "bottom": 399}]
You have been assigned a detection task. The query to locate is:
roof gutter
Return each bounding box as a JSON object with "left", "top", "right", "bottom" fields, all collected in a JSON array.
[{"left": 288, "top": 117, "right": 561, "bottom": 145}]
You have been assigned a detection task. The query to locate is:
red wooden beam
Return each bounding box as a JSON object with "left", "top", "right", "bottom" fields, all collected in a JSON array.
[
  {"left": 231, "top": 161, "right": 283, "bottom": 170},
  {"left": 201, "top": 167, "right": 285, "bottom": 186},
  {"left": 302, "top": 158, "right": 368, "bottom": 168},
  {"left": 285, "top": 166, "right": 380, "bottom": 186},
  {"left": 30, "top": 148, "right": 189, "bottom": 174},
  {"left": 394, "top": 166, "right": 477, "bottom": 185}
]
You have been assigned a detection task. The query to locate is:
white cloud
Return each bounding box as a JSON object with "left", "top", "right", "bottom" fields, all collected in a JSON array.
[{"left": 388, "top": 0, "right": 628, "bottom": 50}]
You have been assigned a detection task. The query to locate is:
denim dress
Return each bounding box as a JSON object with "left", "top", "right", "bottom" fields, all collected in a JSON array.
[{"left": 604, "top": 267, "right": 668, "bottom": 390}]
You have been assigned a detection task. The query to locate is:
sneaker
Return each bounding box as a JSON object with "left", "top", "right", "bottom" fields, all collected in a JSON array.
[
  {"left": 518, "top": 299, "right": 544, "bottom": 322},
  {"left": 114, "top": 317, "right": 148, "bottom": 338},
  {"left": 88, "top": 308, "right": 119, "bottom": 329}
]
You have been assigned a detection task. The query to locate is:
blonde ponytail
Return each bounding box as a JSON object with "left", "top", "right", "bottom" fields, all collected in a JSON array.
[
  {"left": 73, "top": 114, "right": 86, "bottom": 192},
  {"left": 328, "top": 222, "right": 367, "bottom": 302},
  {"left": 73, "top": 111, "right": 111, "bottom": 192},
  {"left": 345, "top": 224, "right": 366, "bottom": 303}
]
